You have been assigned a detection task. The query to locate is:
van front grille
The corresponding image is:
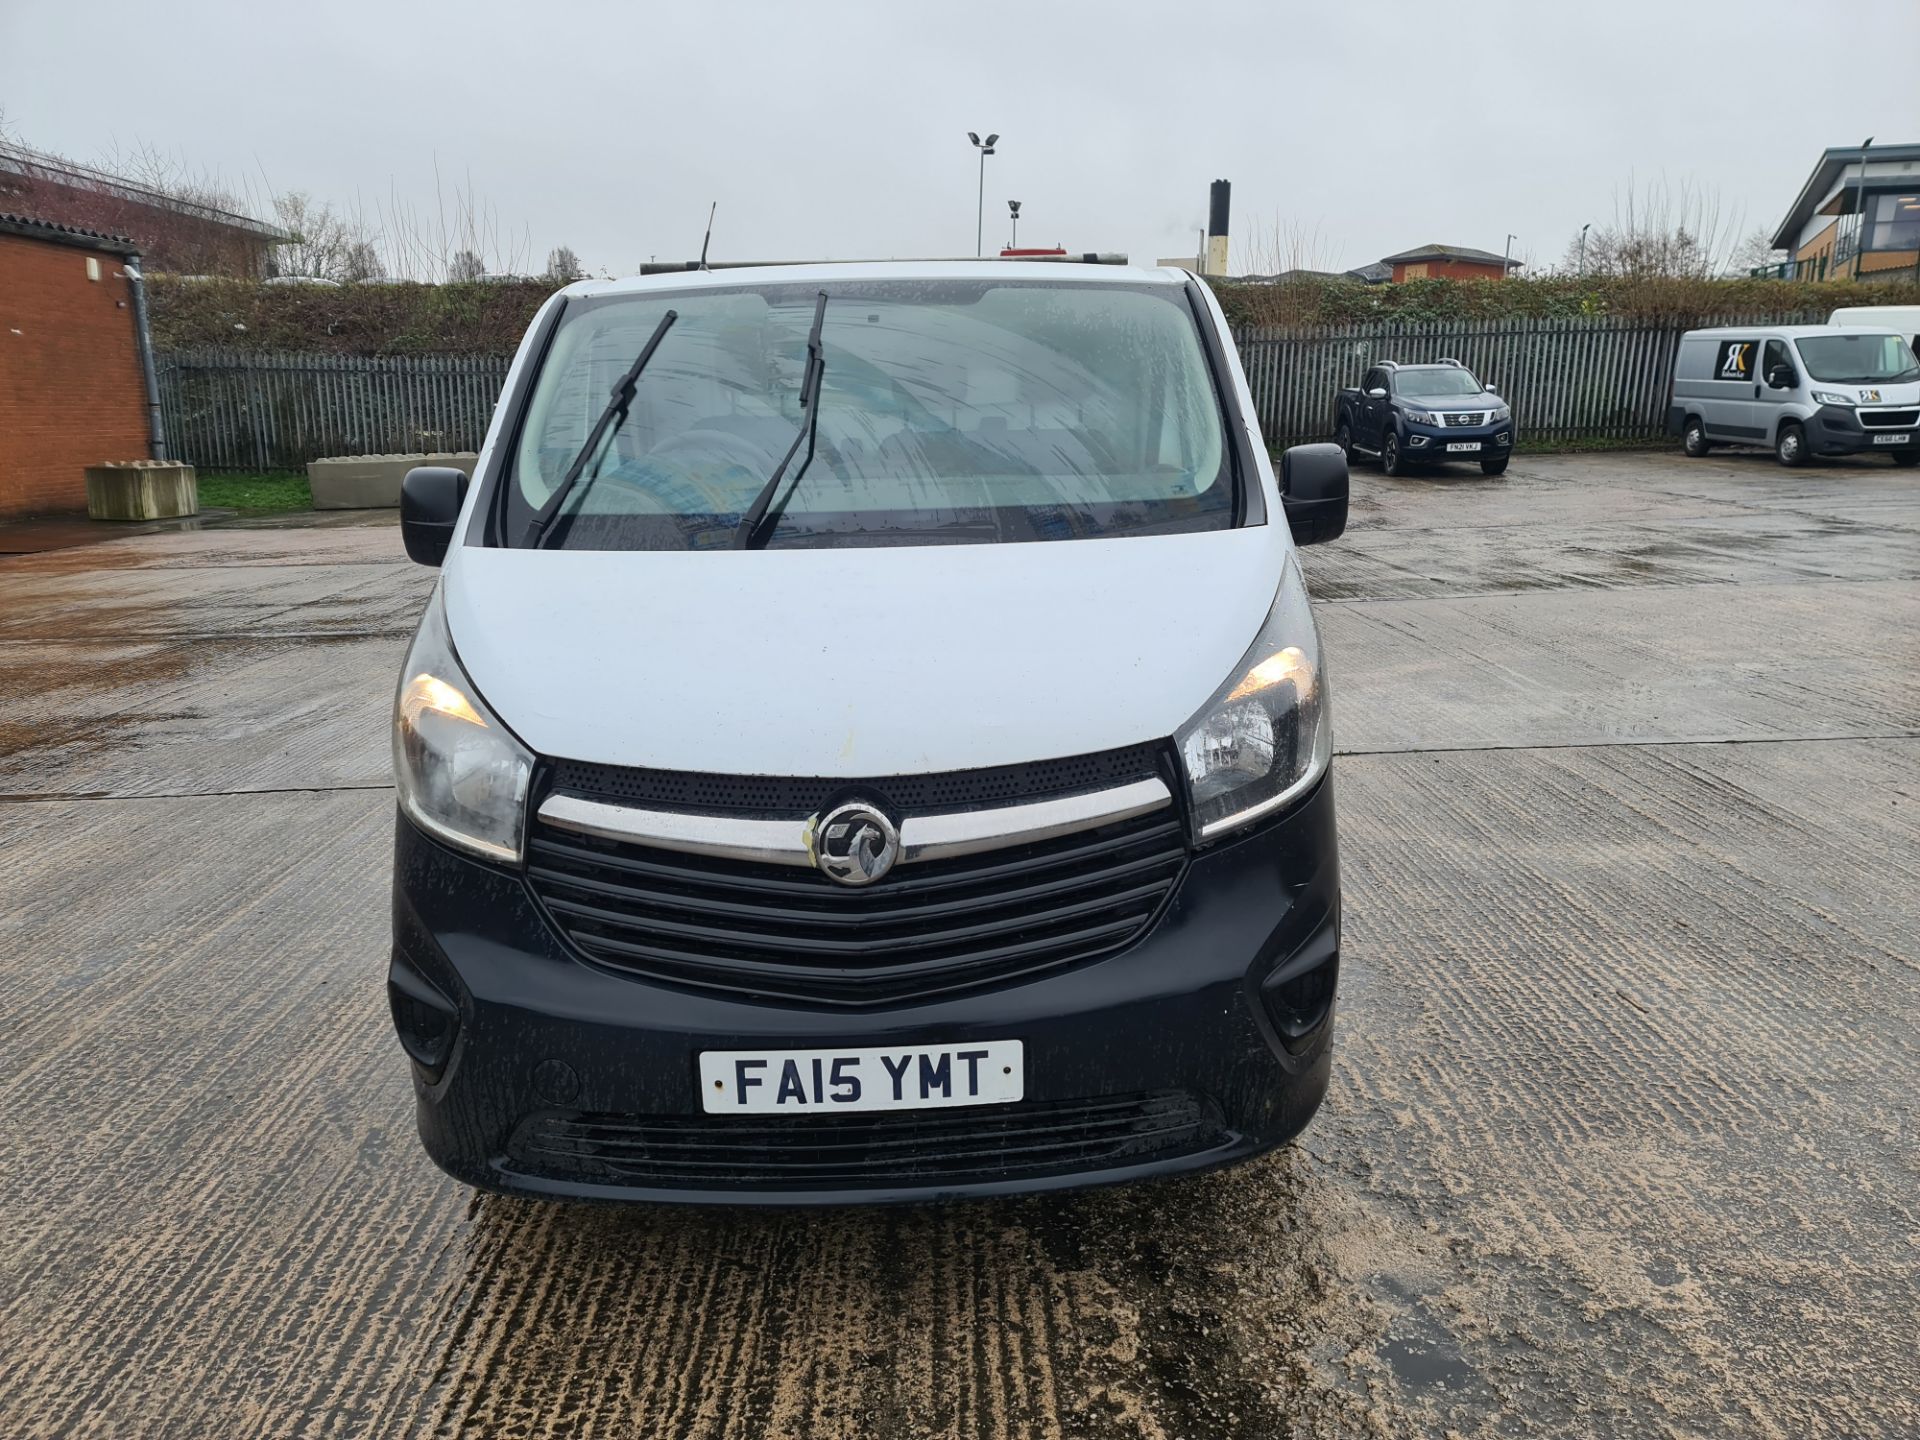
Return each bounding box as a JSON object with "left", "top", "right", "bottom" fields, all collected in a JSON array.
[
  {"left": 505, "top": 1090, "right": 1221, "bottom": 1190},
  {"left": 1859, "top": 408, "right": 1918, "bottom": 428},
  {"left": 525, "top": 802, "right": 1188, "bottom": 1007}
]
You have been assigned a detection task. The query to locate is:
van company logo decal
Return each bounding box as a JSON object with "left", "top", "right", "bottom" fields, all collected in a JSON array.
[{"left": 1714, "top": 341, "right": 1755, "bottom": 381}]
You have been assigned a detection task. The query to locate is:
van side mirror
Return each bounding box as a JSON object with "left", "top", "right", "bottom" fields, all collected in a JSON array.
[
  {"left": 1366, "top": 386, "right": 1388, "bottom": 399},
  {"left": 1766, "top": 365, "right": 1797, "bottom": 389},
  {"left": 1280, "top": 443, "right": 1348, "bottom": 546},
  {"left": 400, "top": 466, "right": 469, "bottom": 566}
]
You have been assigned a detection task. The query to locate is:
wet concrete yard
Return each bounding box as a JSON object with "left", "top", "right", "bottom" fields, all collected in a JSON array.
[{"left": 2, "top": 451, "right": 1916, "bottom": 1437}]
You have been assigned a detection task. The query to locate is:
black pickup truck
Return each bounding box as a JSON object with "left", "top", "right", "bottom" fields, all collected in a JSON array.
[{"left": 1334, "top": 360, "right": 1513, "bottom": 476}]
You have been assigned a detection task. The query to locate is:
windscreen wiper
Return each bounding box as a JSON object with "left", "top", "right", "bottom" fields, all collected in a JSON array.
[
  {"left": 521, "top": 309, "right": 679, "bottom": 549},
  {"left": 733, "top": 290, "right": 828, "bottom": 550}
]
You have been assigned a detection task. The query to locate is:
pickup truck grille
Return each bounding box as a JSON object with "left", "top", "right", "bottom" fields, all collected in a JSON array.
[{"left": 1443, "top": 411, "right": 1488, "bottom": 426}]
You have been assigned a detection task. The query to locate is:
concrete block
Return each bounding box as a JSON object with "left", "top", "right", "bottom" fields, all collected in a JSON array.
[
  {"left": 85, "top": 462, "right": 199, "bottom": 521},
  {"left": 308, "top": 453, "right": 480, "bottom": 510}
]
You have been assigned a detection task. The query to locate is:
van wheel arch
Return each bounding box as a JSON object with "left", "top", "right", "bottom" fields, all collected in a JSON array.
[
  {"left": 1775, "top": 421, "right": 1809, "bottom": 467},
  {"left": 1381, "top": 429, "right": 1406, "bottom": 476}
]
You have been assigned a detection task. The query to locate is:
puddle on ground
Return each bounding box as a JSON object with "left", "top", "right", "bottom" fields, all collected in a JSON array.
[{"left": 1376, "top": 1276, "right": 1479, "bottom": 1394}]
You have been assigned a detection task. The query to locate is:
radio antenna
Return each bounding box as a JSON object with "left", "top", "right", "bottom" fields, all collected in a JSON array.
[{"left": 698, "top": 202, "right": 717, "bottom": 270}]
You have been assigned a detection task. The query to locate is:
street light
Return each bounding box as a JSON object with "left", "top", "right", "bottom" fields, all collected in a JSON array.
[
  {"left": 1008, "top": 199, "right": 1021, "bottom": 250},
  {"left": 1504, "top": 233, "right": 1517, "bottom": 276},
  {"left": 968, "top": 131, "right": 999, "bottom": 256},
  {"left": 1578, "top": 222, "right": 1592, "bottom": 276}
]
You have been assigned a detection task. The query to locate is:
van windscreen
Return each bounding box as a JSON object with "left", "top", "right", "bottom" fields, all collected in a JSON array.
[
  {"left": 504, "top": 279, "right": 1236, "bottom": 550},
  {"left": 1793, "top": 332, "right": 1920, "bottom": 385}
]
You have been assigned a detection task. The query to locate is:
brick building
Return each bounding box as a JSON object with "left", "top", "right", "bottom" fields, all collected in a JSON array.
[
  {"left": 0, "top": 141, "right": 289, "bottom": 278},
  {"left": 0, "top": 214, "right": 158, "bottom": 520},
  {"left": 1379, "top": 244, "right": 1522, "bottom": 283}
]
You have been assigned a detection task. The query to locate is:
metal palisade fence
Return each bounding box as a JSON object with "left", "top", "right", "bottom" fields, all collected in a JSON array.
[
  {"left": 155, "top": 350, "right": 512, "bottom": 471},
  {"left": 1233, "top": 313, "right": 1804, "bottom": 447},
  {"left": 157, "top": 312, "right": 1812, "bottom": 470}
]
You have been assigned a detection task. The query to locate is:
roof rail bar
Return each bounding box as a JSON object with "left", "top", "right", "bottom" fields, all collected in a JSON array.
[
  {"left": 1437, "top": 356, "right": 1464, "bottom": 365},
  {"left": 638, "top": 253, "right": 1128, "bottom": 275}
]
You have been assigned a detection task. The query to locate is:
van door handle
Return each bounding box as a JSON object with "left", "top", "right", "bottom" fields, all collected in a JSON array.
[{"left": 1753, "top": 384, "right": 1761, "bottom": 399}]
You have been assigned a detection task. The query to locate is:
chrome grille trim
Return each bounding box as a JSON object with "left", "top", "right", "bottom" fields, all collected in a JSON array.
[
  {"left": 539, "top": 795, "right": 808, "bottom": 866},
  {"left": 902, "top": 779, "right": 1171, "bottom": 862},
  {"left": 537, "top": 776, "right": 1174, "bottom": 869}
]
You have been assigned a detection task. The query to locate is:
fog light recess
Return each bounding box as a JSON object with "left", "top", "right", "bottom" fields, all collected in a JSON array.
[{"left": 389, "top": 952, "right": 460, "bottom": 1075}]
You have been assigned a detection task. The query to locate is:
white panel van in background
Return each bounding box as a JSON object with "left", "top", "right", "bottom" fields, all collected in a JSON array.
[
  {"left": 1669, "top": 324, "right": 1920, "bottom": 467},
  {"left": 1830, "top": 306, "right": 1920, "bottom": 354}
]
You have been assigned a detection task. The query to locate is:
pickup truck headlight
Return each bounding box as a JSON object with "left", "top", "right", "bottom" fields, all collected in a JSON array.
[
  {"left": 393, "top": 588, "right": 532, "bottom": 863},
  {"left": 1810, "top": 390, "right": 1856, "bottom": 407},
  {"left": 1175, "top": 557, "right": 1331, "bottom": 841},
  {"left": 1491, "top": 404, "right": 1511, "bottom": 422},
  {"left": 1402, "top": 407, "right": 1441, "bottom": 427}
]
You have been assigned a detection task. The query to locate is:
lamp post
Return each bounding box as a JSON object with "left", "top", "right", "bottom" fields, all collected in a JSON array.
[
  {"left": 1008, "top": 200, "right": 1021, "bottom": 251},
  {"left": 1578, "top": 222, "right": 1592, "bottom": 276},
  {"left": 967, "top": 132, "right": 999, "bottom": 257},
  {"left": 1854, "top": 135, "right": 1873, "bottom": 280},
  {"left": 1504, "top": 233, "right": 1517, "bottom": 277}
]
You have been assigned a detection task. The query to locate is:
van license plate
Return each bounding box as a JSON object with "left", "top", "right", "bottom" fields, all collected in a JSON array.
[
  {"left": 1445, "top": 442, "right": 1482, "bottom": 452},
  {"left": 699, "top": 1041, "right": 1024, "bottom": 1114},
  {"left": 1871, "top": 433, "right": 1910, "bottom": 445}
]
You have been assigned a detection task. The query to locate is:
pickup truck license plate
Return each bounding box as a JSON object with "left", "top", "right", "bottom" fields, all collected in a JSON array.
[
  {"left": 699, "top": 1040, "right": 1024, "bottom": 1114},
  {"left": 1445, "top": 441, "right": 1482, "bottom": 452},
  {"left": 1871, "top": 433, "right": 1910, "bottom": 445}
]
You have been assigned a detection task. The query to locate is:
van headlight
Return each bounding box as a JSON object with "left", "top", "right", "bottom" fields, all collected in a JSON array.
[
  {"left": 1175, "top": 557, "right": 1331, "bottom": 842},
  {"left": 393, "top": 588, "right": 532, "bottom": 863},
  {"left": 1810, "top": 390, "right": 1856, "bottom": 407}
]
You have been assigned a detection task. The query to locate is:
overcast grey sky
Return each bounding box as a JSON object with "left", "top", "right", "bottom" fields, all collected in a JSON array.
[{"left": 3, "top": 0, "right": 1915, "bottom": 278}]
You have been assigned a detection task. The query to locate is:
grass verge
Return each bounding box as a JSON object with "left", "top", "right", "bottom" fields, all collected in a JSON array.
[{"left": 197, "top": 472, "right": 312, "bottom": 514}]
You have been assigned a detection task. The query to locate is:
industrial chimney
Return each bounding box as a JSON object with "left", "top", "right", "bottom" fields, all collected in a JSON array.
[{"left": 1206, "top": 179, "right": 1230, "bottom": 278}]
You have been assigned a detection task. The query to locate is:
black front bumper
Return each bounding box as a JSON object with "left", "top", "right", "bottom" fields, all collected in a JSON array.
[
  {"left": 389, "top": 776, "right": 1341, "bottom": 1205},
  {"left": 1806, "top": 406, "right": 1919, "bottom": 456},
  {"left": 1401, "top": 422, "right": 1513, "bottom": 460}
]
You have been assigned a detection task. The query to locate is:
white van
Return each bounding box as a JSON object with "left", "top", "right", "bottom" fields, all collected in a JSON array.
[
  {"left": 1831, "top": 305, "right": 1920, "bottom": 354},
  {"left": 1669, "top": 323, "right": 1920, "bottom": 466},
  {"left": 385, "top": 259, "right": 1353, "bottom": 1204}
]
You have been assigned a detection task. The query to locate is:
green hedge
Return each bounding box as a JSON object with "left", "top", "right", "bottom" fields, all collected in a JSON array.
[
  {"left": 147, "top": 277, "right": 559, "bottom": 355},
  {"left": 1213, "top": 273, "right": 1920, "bottom": 328},
  {"left": 147, "top": 273, "right": 1920, "bottom": 356}
]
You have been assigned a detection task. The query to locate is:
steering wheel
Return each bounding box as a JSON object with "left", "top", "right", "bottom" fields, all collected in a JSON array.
[{"left": 591, "top": 426, "right": 790, "bottom": 514}]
